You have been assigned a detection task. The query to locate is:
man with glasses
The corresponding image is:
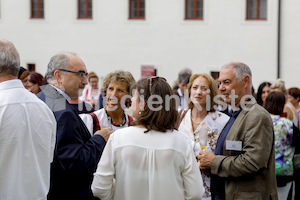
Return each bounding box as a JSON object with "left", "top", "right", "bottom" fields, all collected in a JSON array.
[{"left": 37, "top": 52, "right": 113, "bottom": 200}]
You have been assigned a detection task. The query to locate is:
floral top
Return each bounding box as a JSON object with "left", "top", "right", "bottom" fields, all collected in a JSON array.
[
  {"left": 271, "top": 115, "right": 295, "bottom": 176},
  {"left": 178, "top": 109, "right": 229, "bottom": 200}
]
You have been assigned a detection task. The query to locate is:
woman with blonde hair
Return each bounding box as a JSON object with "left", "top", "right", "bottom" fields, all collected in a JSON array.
[
  {"left": 80, "top": 70, "right": 135, "bottom": 135},
  {"left": 92, "top": 76, "right": 204, "bottom": 200},
  {"left": 177, "top": 73, "right": 229, "bottom": 200},
  {"left": 270, "top": 79, "right": 295, "bottom": 122}
]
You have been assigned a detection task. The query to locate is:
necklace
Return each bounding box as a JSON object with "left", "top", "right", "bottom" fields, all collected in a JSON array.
[
  {"left": 105, "top": 109, "right": 127, "bottom": 127},
  {"left": 191, "top": 118, "right": 202, "bottom": 124}
]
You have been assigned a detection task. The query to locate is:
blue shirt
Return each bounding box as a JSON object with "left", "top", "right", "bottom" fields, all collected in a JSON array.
[{"left": 211, "top": 107, "right": 242, "bottom": 200}]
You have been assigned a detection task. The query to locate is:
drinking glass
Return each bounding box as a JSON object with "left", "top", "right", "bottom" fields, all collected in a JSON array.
[{"left": 199, "top": 127, "right": 208, "bottom": 150}]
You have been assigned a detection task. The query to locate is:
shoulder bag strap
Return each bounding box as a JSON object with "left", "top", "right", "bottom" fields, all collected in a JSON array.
[
  {"left": 87, "top": 112, "right": 101, "bottom": 134},
  {"left": 176, "top": 109, "right": 188, "bottom": 129}
]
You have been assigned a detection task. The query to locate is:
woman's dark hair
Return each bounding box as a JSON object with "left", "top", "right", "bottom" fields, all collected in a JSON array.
[
  {"left": 131, "top": 77, "right": 178, "bottom": 133},
  {"left": 30, "top": 72, "right": 44, "bottom": 86},
  {"left": 256, "top": 82, "right": 271, "bottom": 106},
  {"left": 18, "top": 68, "right": 30, "bottom": 81},
  {"left": 264, "top": 92, "right": 285, "bottom": 115},
  {"left": 287, "top": 87, "right": 300, "bottom": 102}
]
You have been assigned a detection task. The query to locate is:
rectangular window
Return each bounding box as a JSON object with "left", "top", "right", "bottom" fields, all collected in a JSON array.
[
  {"left": 78, "top": 0, "right": 92, "bottom": 19},
  {"left": 27, "top": 63, "right": 36, "bottom": 72},
  {"left": 185, "top": 0, "right": 203, "bottom": 20},
  {"left": 246, "top": 0, "right": 267, "bottom": 20},
  {"left": 210, "top": 71, "right": 220, "bottom": 80},
  {"left": 31, "top": 0, "right": 44, "bottom": 19},
  {"left": 129, "top": 0, "right": 145, "bottom": 19}
]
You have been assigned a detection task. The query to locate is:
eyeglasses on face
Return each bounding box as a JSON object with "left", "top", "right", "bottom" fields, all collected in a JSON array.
[
  {"left": 58, "top": 69, "right": 88, "bottom": 79},
  {"left": 148, "top": 76, "right": 166, "bottom": 94}
]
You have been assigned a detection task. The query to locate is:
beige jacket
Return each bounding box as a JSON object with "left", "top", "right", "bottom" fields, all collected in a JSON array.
[{"left": 211, "top": 102, "right": 278, "bottom": 200}]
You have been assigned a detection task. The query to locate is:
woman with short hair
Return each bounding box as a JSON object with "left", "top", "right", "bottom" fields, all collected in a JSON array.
[
  {"left": 18, "top": 66, "right": 30, "bottom": 89},
  {"left": 80, "top": 70, "right": 135, "bottom": 135},
  {"left": 80, "top": 71, "right": 102, "bottom": 109},
  {"left": 28, "top": 72, "right": 44, "bottom": 94},
  {"left": 92, "top": 76, "right": 204, "bottom": 200}
]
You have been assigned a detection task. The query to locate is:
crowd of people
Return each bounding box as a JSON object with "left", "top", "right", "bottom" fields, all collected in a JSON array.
[{"left": 1, "top": 39, "right": 300, "bottom": 200}]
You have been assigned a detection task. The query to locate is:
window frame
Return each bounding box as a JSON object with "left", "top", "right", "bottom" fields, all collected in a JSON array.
[
  {"left": 185, "top": 0, "right": 204, "bottom": 20},
  {"left": 30, "top": 0, "right": 44, "bottom": 19},
  {"left": 78, "top": 0, "right": 93, "bottom": 19},
  {"left": 246, "top": 0, "right": 267, "bottom": 20},
  {"left": 129, "top": 0, "right": 145, "bottom": 20}
]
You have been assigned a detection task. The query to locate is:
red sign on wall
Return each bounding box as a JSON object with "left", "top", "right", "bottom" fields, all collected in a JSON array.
[{"left": 141, "top": 65, "right": 156, "bottom": 78}]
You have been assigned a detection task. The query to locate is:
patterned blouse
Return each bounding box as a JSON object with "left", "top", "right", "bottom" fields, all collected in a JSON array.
[
  {"left": 271, "top": 115, "right": 295, "bottom": 176},
  {"left": 178, "top": 109, "right": 229, "bottom": 200}
]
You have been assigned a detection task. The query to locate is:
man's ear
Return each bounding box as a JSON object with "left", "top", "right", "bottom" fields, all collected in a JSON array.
[
  {"left": 243, "top": 75, "right": 250, "bottom": 88},
  {"left": 53, "top": 70, "right": 62, "bottom": 85}
]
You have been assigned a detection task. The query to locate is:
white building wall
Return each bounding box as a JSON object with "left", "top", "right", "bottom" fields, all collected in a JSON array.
[
  {"left": 0, "top": 0, "right": 299, "bottom": 89},
  {"left": 281, "top": 0, "right": 300, "bottom": 88}
]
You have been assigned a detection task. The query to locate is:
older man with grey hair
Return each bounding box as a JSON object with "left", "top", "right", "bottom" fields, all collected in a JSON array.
[
  {"left": 37, "top": 52, "right": 113, "bottom": 200},
  {"left": 198, "top": 62, "right": 278, "bottom": 200},
  {"left": 0, "top": 39, "right": 56, "bottom": 200}
]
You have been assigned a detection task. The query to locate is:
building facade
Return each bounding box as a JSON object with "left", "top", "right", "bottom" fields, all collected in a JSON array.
[{"left": 0, "top": 0, "right": 299, "bottom": 89}]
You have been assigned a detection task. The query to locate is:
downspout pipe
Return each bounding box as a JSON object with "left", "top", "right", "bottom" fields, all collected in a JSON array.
[{"left": 277, "top": 0, "right": 281, "bottom": 78}]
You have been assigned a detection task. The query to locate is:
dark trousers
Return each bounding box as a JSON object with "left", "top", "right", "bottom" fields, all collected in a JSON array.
[{"left": 294, "top": 168, "right": 300, "bottom": 200}]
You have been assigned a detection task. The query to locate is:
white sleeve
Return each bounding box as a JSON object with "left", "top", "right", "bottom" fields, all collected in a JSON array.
[
  {"left": 92, "top": 135, "right": 115, "bottom": 200},
  {"left": 50, "top": 116, "right": 57, "bottom": 162},
  {"left": 182, "top": 142, "right": 204, "bottom": 200},
  {"left": 79, "top": 113, "right": 93, "bottom": 135}
]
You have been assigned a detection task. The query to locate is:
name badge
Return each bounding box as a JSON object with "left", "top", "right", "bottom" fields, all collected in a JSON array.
[{"left": 226, "top": 140, "right": 242, "bottom": 151}]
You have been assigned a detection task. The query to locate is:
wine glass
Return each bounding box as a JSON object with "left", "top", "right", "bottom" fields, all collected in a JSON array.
[{"left": 199, "top": 127, "right": 208, "bottom": 150}]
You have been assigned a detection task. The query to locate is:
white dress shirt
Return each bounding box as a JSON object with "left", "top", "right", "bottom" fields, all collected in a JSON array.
[
  {"left": 177, "top": 87, "right": 188, "bottom": 110},
  {"left": 0, "top": 79, "right": 56, "bottom": 200},
  {"left": 92, "top": 126, "right": 204, "bottom": 200}
]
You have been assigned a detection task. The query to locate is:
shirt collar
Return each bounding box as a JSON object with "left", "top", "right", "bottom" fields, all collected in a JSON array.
[
  {"left": 177, "top": 87, "right": 183, "bottom": 96},
  {"left": 0, "top": 79, "right": 24, "bottom": 91},
  {"left": 49, "top": 84, "right": 71, "bottom": 101},
  {"left": 226, "top": 98, "right": 252, "bottom": 117},
  {"left": 225, "top": 106, "right": 242, "bottom": 117}
]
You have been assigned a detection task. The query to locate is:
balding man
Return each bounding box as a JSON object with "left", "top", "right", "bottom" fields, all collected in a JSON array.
[
  {"left": 199, "top": 62, "right": 278, "bottom": 200},
  {"left": 0, "top": 40, "right": 56, "bottom": 200},
  {"left": 37, "top": 52, "right": 113, "bottom": 200}
]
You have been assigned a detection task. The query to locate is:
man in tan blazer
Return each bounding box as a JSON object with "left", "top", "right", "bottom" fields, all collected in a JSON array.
[{"left": 199, "top": 62, "right": 278, "bottom": 200}]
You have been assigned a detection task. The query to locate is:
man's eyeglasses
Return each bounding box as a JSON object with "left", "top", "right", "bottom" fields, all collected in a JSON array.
[
  {"left": 148, "top": 76, "right": 166, "bottom": 94},
  {"left": 58, "top": 69, "right": 88, "bottom": 79}
]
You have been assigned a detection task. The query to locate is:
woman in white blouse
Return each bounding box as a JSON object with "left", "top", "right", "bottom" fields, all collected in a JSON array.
[
  {"left": 92, "top": 77, "right": 204, "bottom": 200},
  {"left": 79, "top": 72, "right": 101, "bottom": 108},
  {"left": 80, "top": 70, "right": 136, "bottom": 134},
  {"left": 178, "top": 73, "right": 229, "bottom": 200}
]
